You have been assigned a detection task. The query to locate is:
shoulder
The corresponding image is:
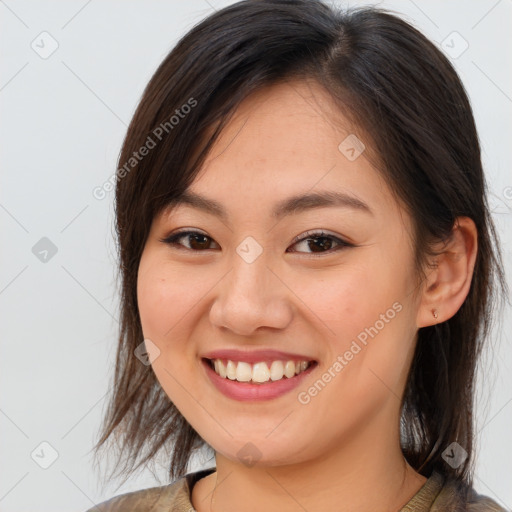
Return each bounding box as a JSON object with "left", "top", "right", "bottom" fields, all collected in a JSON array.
[
  {"left": 433, "top": 473, "right": 509, "bottom": 512},
  {"left": 84, "top": 480, "right": 187, "bottom": 512},
  {"left": 84, "top": 468, "right": 216, "bottom": 512},
  {"left": 465, "top": 486, "right": 508, "bottom": 512}
]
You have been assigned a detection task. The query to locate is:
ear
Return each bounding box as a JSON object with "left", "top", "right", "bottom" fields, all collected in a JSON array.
[{"left": 416, "top": 216, "right": 478, "bottom": 328}]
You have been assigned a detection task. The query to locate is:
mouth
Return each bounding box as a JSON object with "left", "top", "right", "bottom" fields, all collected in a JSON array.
[
  {"left": 201, "top": 351, "right": 318, "bottom": 402},
  {"left": 203, "top": 357, "right": 317, "bottom": 384}
]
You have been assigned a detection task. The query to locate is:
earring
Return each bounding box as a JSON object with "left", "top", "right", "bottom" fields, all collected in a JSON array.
[{"left": 432, "top": 308, "right": 438, "bottom": 319}]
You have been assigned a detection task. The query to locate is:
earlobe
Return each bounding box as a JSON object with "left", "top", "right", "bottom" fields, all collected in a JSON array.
[{"left": 416, "top": 217, "right": 478, "bottom": 328}]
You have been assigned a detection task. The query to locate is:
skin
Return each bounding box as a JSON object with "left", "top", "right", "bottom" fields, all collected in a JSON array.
[{"left": 137, "top": 79, "right": 478, "bottom": 512}]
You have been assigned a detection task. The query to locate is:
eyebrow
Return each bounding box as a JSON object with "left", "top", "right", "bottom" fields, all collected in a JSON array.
[{"left": 165, "top": 189, "right": 373, "bottom": 221}]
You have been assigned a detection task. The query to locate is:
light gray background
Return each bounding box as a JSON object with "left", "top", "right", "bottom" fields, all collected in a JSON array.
[{"left": 1, "top": 1, "right": 511, "bottom": 511}]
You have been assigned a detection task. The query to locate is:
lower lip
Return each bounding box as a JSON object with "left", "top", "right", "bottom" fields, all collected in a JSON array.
[{"left": 201, "top": 359, "right": 317, "bottom": 402}]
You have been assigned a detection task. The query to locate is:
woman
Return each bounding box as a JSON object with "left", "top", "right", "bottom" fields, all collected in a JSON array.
[{"left": 88, "top": 1, "right": 509, "bottom": 510}]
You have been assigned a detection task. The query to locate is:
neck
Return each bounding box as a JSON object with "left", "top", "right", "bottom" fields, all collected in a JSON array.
[{"left": 192, "top": 417, "right": 427, "bottom": 512}]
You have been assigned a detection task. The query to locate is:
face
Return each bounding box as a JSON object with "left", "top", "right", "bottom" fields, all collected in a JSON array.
[{"left": 137, "top": 80, "right": 424, "bottom": 467}]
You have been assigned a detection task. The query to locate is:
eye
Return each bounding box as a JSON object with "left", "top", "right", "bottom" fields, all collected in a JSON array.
[
  {"left": 159, "top": 229, "right": 220, "bottom": 251},
  {"left": 287, "top": 230, "right": 352, "bottom": 255},
  {"left": 160, "top": 228, "right": 353, "bottom": 255}
]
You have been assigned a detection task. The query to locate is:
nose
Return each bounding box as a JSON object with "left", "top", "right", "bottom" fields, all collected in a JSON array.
[{"left": 209, "top": 249, "right": 293, "bottom": 336}]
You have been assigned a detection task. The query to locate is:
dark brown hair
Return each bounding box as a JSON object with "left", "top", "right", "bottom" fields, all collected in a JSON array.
[{"left": 92, "top": 0, "right": 508, "bottom": 496}]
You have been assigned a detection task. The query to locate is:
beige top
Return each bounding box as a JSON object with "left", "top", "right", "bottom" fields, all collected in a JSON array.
[{"left": 87, "top": 467, "right": 508, "bottom": 511}]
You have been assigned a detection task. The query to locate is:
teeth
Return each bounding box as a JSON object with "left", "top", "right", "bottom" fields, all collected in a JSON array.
[
  {"left": 210, "top": 358, "right": 312, "bottom": 383},
  {"left": 284, "top": 361, "right": 296, "bottom": 378},
  {"left": 252, "top": 362, "right": 271, "bottom": 383},
  {"left": 270, "top": 361, "right": 284, "bottom": 381},
  {"left": 226, "top": 360, "right": 237, "bottom": 380},
  {"left": 235, "top": 361, "right": 252, "bottom": 382},
  {"left": 217, "top": 360, "right": 227, "bottom": 378}
]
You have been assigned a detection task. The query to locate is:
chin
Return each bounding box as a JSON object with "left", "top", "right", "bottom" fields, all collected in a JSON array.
[{"left": 208, "top": 433, "right": 315, "bottom": 468}]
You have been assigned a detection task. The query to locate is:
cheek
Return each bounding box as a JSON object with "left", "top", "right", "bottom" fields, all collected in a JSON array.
[
  {"left": 137, "top": 258, "right": 203, "bottom": 341},
  {"left": 299, "top": 259, "right": 399, "bottom": 338},
  {"left": 287, "top": 264, "right": 415, "bottom": 443},
  {"left": 136, "top": 257, "right": 203, "bottom": 403},
  {"left": 300, "top": 253, "right": 415, "bottom": 387},
  {"left": 136, "top": 256, "right": 208, "bottom": 415}
]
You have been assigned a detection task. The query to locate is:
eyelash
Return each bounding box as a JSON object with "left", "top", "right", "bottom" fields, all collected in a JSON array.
[{"left": 159, "top": 229, "right": 353, "bottom": 256}]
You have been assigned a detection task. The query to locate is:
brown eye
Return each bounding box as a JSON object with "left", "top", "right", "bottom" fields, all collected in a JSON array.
[
  {"left": 160, "top": 230, "right": 220, "bottom": 251},
  {"left": 288, "top": 230, "right": 352, "bottom": 255},
  {"left": 160, "top": 229, "right": 352, "bottom": 255}
]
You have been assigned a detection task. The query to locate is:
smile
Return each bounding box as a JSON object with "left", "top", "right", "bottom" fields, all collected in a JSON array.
[
  {"left": 201, "top": 357, "right": 318, "bottom": 401},
  {"left": 207, "top": 358, "right": 312, "bottom": 383}
]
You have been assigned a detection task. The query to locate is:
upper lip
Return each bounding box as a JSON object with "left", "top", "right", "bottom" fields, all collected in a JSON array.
[{"left": 202, "top": 349, "right": 317, "bottom": 364}]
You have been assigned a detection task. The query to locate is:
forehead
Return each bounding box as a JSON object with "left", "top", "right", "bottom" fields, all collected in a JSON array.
[
  {"left": 165, "top": 79, "right": 404, "bottom": 227},
  {"left": 206, "top": 79, "right": 350, "bottom": 162}
]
